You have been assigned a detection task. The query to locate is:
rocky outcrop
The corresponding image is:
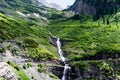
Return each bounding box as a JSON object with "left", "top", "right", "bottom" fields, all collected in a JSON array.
[
  {"left": 68, "top": 0, "right": 96, "bottom": 15},
  {"left": 70, "top": 59, "right": 120, "bottom": 80},
  {"left": 52, "top": 66, "right": 75, "bottom": 80},
  {"left": 52, "top": 66, "right": 64, "bottom": 78},
  {"left": 0, "top": 62, "right": 18, "bottom": 80},
  {"left": 48, "top": 37, "right": 66, "bottom": 47}
]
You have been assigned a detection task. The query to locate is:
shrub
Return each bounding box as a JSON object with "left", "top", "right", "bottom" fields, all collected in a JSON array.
[
  {"left": 14, "top": 65, "right": 20, "bottom": 71},
  {"left": 28, "top": 47, "right": 55, "bottom": 61},
  {"left": 27, "top": 63, "right": 33, "bottom": 67},
  {"left": 7, "top": 61, "right": 20, "bottom": 71},
  {"left": 7, "top": 60, "right": 11, "bottom": 65},
  {"left": 31, "top": 76, "right": 34, "bottom": 79},
  {"left": 38, "top": 67, "right": 44, "bottom": 73},
  {"left": 71, "top": 61, "right": 89, "bottom": 70},
  {"left": 0, "top": 48, "right": 5, "bottom": 53},
  {"left": 37, "top": 63, "right": 46, "bottom": 73},
  {"left": 22, "top": 63, "right": 33, "bottom": 69},
  {"left": 24, "top": 38, "right": 39, "bottom": 48},
  {"left": 22, "top": 64, "right": 27, "bottom": 69},
  {"left": 67, "top": 54, "right": 82, "bottom": 61},
  {"left": 49, "top": 74, "right": 58, "bottom": 79}
]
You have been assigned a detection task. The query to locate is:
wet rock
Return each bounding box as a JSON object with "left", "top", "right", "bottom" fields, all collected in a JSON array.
[
  {"left": 52, "top": 66, "right": 64, "bottom": 78},
  {"left": 48, "top": 37, "right": 67, "bottom": 47}
]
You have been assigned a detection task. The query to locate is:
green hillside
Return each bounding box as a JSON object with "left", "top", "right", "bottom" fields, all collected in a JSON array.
[
  {"left": 0, "top": 0, "right": 65, "bottom": 25},
  {"left": 1, "top": 0, "right": 120, "bottom": 79},
  {"left": 0, "top": 13, "right": 56, "bottom": 61},
  {"left": 48, "top": 13, "right": 120, "bottom": 61}
]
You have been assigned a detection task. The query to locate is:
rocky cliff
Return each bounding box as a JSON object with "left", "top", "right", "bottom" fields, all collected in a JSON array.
[
  {"left": 69, "top": 0, "right": 120, "bottom": 19},
  {"left": 68, "top": 0, "right": 96, "bottom": 15}
]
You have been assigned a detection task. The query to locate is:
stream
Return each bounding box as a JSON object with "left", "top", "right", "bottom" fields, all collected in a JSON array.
[{"left": 56, "top": 38, "right": 71, "bottom": 80}]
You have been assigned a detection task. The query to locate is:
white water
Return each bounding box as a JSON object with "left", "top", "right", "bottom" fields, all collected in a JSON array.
[
  {"left": 16, "top": 11, "right": 26, "bottom": 17},
  {"left": 56, "top": 38, "right": 71, "bottom": 80},
  {"left": 56, "top": 38, "right": 66, "bottom": 62},
  {"left": 62, "top": 64, "right": 71, "bottom": 80}
]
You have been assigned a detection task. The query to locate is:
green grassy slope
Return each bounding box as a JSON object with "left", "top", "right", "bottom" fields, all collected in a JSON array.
[
  {"left": 0, "top": 13, "right": 57, "bottom": 60},
  {"left": 48, "top": 13, "right": 120, "bottom": 61}
]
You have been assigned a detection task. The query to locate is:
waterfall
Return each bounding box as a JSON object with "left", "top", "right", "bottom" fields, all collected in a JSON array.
[
  {"left": 56, "top": 38, "right": 66, "bottom": 62},
  {"left": 56, "top": 38, "right": 71, "bottom": 80},
  {"left": 62, "top": 64, "right": 71, "bottom": 80}
]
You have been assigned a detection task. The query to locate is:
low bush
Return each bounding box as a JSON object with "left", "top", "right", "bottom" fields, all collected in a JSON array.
[
  {"left": 24, "top": 38, "right": 39, "bottom": 48},
  {"left": 7, "top": 61, "right": 20, "bottom": 71},
  {"left": 22, "top": 63, "right": 33, "bottom": 69},
  {"left": 29, "top": 47, "right": 55, "bottom": 61},
  {"left": 37, "top": 63, "right": 46, "bottom": 73}
]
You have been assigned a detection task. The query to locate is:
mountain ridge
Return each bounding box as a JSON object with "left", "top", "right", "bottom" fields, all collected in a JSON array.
[{"left": 37, "top": 0, "right": 63, "bottom": 10}]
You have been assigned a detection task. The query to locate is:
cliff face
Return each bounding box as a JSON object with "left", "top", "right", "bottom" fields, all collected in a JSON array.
[
  {"left": 69, "top": 0, "right": 120, "bottom": 19},
  {"left": 69, "top": 0, "right": 96, "bottom": 15}
]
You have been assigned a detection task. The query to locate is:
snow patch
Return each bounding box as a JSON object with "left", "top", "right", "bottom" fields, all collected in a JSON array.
[
  {"left": 26, "top": 14, "right": 31, "bottom": 17},
  {"left": 16, "top": 11, "right": 26, "bottom": 17},
  {"left": 34, "top": 13, "right": 39, "bottom": 17}
]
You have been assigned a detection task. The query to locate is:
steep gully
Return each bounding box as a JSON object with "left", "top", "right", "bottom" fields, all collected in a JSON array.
[{"left": 56, "top": 38, "right": 71, "bottom": 80}]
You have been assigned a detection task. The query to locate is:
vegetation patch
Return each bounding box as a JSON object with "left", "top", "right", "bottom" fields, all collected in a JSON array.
[
  {"left": 7, "top": 61, "right": 30, "bottom": 80},
  {"left": 70, "top": 60, "right": 114, "bottom": 79},
  {"left": 24, "top": 38, "right": 39, "bottom": 48},
  {"left": 49, "top": 73, "right": 58, "bottom": 80},
  {"left": 28, "top": 46, "right": 55, "bottom": 61},
  {"left": 23, "top": 63, "right": 33, "bottom": 69},
  {"left": 37, "top": 63, "right": 46, "bottom": 73},
  {"left": 48, "top": 12, "right": 120, "bottom": 61},
  {"left": 0, "top": 13, "right": 56, "bottom": 61}
]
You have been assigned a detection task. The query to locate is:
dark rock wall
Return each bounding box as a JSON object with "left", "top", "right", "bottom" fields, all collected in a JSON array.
[
  {"left": 69, "top": 0, "right": 120, "bottom": 19},
  {"left": 69, "top": 0, "right": 96, "bottom": 15}
]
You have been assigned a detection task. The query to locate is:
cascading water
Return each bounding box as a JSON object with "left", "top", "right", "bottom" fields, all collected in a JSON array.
[
  {"left": 56, "top": 38, "right": 66, "bottom": 62},
  {"left": 62, "top": 64, "right": 71, "bottom": 80},
  {"left": 56, "top": 38, "right": 71, "bottom": 80}
]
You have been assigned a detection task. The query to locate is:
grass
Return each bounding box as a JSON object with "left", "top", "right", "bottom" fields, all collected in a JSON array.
[
  {"left": 0, "top": 77, "right": 6, "bottom": 80},
  {"left": 49, "top": 73, "right": 58, "bottom": 80},
  {"left": 23, "top": 63, "right": 33, "bottom": 69},
  {"left": 0, "top": 0, "right": 66, "bottom": 25},
  {"left": 0, "top": 0, "right": 68, "bottom": 61},
  {"left": 0, "top": 13, "right": 57, "bottom": 60},
  {"left": 47, "top": 13, "right": 120, "bottom": 61},
  {"left": 16, "top": 69, "right": 30, "bottom": 80},
  {"left": 37, "top": 63, "right": 46, "bottom": 73}
]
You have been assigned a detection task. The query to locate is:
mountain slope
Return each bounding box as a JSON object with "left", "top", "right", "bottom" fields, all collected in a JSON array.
[
  {"left": 1, "top": 0, "right": 120, "bottom": 80},
  {"left": 37, "top": 0, "right": 63, "bottom": 10},
  {"left": 48, "top": 8, "right": 120, "bottom": 61},
  {"left": 0, "top": 13, "right": 57, "bottom": 60},
  {"left": 0, "top": 1, "right": 61, "bottom": 79},
  {"left": 68, "top": 0, "right": 120, "bottom": 19},
  {"left": 0, "top": 0, "right": 65, "bottom": 25},
  {"left": 47, "top": 9, "right": 120, "bottom": 79}
]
